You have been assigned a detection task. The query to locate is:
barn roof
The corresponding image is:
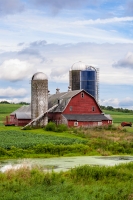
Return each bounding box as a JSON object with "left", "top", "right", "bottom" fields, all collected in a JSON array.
[
  {"left": 48, "top": 89, "right": 100, "bottom": 112},
  {"left": 62, "top": 114, "right": 111, "bottom": 122},
  {"left": 11, "top": 105, "right": 31, "bottom": 115},
  {"left": 11, "top": 105, "right": 31, "bottom": 119},
  {"left": 15, "top": 112, "right": 31, "bottom": 119},
  {"left": 10, "top": 90, "right": 103, "bottom": 120}
]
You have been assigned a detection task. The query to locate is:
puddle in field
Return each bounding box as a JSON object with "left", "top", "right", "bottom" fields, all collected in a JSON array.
[{"left": 0, "top": 156, "right": 133, "bottom": 173}]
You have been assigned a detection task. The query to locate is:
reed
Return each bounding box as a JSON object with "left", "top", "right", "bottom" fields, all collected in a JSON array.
[{"left": 0, "top": 163, "right": 133, "bottom": 200}]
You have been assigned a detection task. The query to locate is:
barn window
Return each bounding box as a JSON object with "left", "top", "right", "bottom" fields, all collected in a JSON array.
[
  {"left": 69, "top": 106, "right": 73, "bottom": 111},
  {"left": 74, "top": 121, "right": 78, "bottom": 126},
  {"left": 81, "top": 92, "right": 84, "bottom": 98},
  {"left": 92, "top": 106, "right": 95, "bottom": 111}
]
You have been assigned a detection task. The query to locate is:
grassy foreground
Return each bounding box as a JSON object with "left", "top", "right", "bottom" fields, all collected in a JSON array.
[{"left": 0, "top": 162, "right": 133, "bottom": 200}]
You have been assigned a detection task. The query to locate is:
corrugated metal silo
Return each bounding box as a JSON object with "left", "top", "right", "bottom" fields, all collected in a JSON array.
[
  {"left": 80, "top": 66, "right": 99, "bottom": 101},
  {"left": 31, "top": 72, "right": 48, "bottom": 126},
  {"left": 69, "top": 62, "right": 99, "bottom": 101}
]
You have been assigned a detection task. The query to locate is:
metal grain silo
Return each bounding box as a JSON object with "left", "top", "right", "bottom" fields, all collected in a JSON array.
[
  {"left": 80, "top": 66, "right": 99, "bottom": 101},
  {"left": 69, "top": 62, "right": 99, "bottom": 101},
  {"left": 31, "top": 72, "right": 48, "bottom": 126},
  {"left": 69, "top": 61, "right": 87, "bottom": 90}
]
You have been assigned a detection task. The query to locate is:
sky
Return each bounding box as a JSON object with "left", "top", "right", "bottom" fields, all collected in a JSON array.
[{"left": 0, "top": 0, "right": 133, "bottom": 109}]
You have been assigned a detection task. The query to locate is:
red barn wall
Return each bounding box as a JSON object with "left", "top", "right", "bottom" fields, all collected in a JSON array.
[
  {"left": 68, "top": 120, "right": 112, "bottom": 127},
  {"left": 9, "top": 115, "right": 31, "bottom": 126},
  {"left": 16, "top": 119, "right": 31, "bottom": 126},
  {"left": 63, "top": 92, "right": 101, "bottom": 114},
  {"left": 48, "top": 113, "right": 65, "bottom": 125},
  {"left": 10, "top": 115, "right": 15, "bottom": 124}
]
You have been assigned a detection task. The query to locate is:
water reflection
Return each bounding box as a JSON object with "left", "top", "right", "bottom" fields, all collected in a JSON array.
[{"left": 0, "top": 156, "right": 133, "bottom": 173}]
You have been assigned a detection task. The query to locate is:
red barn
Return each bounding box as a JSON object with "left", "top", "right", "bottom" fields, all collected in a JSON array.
[
  {"left": 6, "top": 105, "right": 31, "bottom": 126},
  {"left": 48, "top": 89, "right": 112, "bottom": 127},
  {"left": 7, "top": 89, "right": 112, "bottom": 127}
]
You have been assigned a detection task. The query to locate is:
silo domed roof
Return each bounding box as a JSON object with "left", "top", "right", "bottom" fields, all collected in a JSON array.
[
  {"left": 71, "top": 61, "right": 87, "bottom": 70},
  {"left": 32, "top": 72, "right": 48, "bottom": 80}
]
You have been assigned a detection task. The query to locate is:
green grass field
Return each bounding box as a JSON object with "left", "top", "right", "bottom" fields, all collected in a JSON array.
[
  {"left": 103, "top": 109, "right": 133, "bottom": 125},
  {"left": 0, "top": 104, "right": 22, "bottom": 126}
]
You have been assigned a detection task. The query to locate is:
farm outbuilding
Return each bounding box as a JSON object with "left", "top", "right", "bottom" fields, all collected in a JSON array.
[{"left": 9, "top": 105, "right": 31, "bottom": 126}]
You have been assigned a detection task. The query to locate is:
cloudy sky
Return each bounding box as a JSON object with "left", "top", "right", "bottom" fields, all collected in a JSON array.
[{"left": 0, "top": 0, "right": 133, "bottom": 109}]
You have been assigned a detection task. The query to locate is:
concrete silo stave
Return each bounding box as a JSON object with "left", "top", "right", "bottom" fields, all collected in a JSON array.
[{"left": 31, "top": 72, "right": 48, "bottom": 126}]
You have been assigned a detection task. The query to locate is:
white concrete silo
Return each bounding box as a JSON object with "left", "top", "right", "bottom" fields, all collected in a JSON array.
[{"left": 31, "top": 72, "right": 48, "bottom": 126}]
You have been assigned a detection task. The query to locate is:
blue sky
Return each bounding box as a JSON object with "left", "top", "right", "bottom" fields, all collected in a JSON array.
[{"left": 0, "top": 0, "right": 133, "bottom": 109}]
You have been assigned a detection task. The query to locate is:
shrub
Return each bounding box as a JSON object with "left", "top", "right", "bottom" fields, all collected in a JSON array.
[
  {"left": 44, "top": 122, "right": 56, "bottom": 132},
  {"left": 45, "top": 122, "right": 68, "bottom": 132},
  {"left": 56, "top": 124, "right": 68, "bottom": 132}
]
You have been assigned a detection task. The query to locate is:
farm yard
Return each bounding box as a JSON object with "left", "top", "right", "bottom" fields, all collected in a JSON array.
[{"left": 0, "top": 103, "right": 133, "bottom": 158}]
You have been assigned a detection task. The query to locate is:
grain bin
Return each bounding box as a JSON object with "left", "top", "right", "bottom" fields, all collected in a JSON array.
[
  {"left": 69, "top": 62, "right": 99, "bottom": 101},
  {"left": 80, "top": 66, "right": 99, "bottom": 101}
]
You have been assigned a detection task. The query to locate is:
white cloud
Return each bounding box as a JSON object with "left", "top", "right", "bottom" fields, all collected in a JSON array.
[
  {"left": 0, "top": 97, "right": 30, "bottom": 103},
  {"left": 73, "top": 17, "right": 133, "bottom": 25},
  {"left": 100, "top": 97, "right": 133, "bottom": 109},
  {"left": 99, "top": 98, "right": 119, "bottom": 107},
  {"left": 113, "top": 52, "right": 133, "bottom": 69},
  {"left": 0, "top": 59, "right": 34, "bottom": 81},
  {"left": 0, "top": 87, "right": 27, "bottom": 97},
  {"left": 1, "top": 9, "right": 133, "bottom": 51},
  {"left": 119, "top": 97, "right": 133, "bottom": 107},
  {"left": 1, "top": 43, "right": 133, "bottom": 85}
]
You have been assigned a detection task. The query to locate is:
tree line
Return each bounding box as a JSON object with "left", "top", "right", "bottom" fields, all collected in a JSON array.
[
  {"left": 100, "top": 105, "right": 133, "bottom": 113},
  {"left": 0, "top": 101, "right": 29, "bottom": 105},
  {"left": 0, "top": 101, "right": 132, "bottom": 113}
]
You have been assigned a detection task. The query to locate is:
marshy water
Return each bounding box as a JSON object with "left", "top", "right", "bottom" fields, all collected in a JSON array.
[{"left": 0, "top": 156, "right": 133, "bottom": 173}]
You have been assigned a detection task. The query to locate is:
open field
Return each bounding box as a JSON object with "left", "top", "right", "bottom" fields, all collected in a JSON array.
[
  {"left": 0, "top": 124, "right": 133, "bottom": 158},
  {"left": 0, "top": 104, "right": 22, "bottom": 126},
  {"left": 103, "top": 109, "right": 133, "bottom": 124}
]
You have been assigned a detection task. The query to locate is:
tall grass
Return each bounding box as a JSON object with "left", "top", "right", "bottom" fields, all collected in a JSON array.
[{"left": 0, "top": 163, "right": 133, "bottom": 200}]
